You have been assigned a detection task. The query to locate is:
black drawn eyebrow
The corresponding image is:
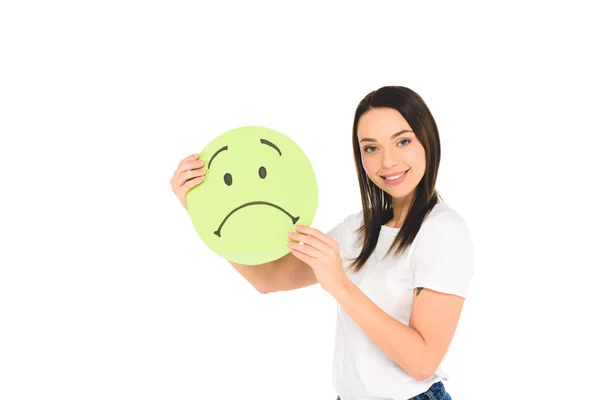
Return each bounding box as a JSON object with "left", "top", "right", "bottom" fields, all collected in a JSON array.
[
  {"left": 260, "top": 139, "right": 281, "bottom": 156},
  {"left": 208, "top": 139, "right": 280, "bottom": 170},
  {"left": 208, "top": 146, "right": 228, "bottom": 169}
]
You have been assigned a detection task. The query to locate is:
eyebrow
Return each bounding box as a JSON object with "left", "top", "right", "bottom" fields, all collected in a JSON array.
[
  {"left": 207, "top": 138, "right": 282, "bottom": 169},
  {"left": 260, "top": 138, "right": 281, "bottom": 156},
  {"left": 208, "top": 146, "right": 227, "bottom": 169},
  {"left": 359, "top": 129, "right": 414, "bottom": 143}
]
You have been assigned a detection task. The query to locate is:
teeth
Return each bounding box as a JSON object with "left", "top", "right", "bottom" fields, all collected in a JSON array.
[{"left": 384, "top": 171, "right": 406, "bottom": 180}]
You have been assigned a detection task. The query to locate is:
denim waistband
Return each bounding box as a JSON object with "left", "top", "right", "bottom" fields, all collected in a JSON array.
[
  {"left": 336, "top": 380, "right": 448, "bottom": 400},
  {"left": 410, "top": 381, "right": 447, "bottom": 400}
]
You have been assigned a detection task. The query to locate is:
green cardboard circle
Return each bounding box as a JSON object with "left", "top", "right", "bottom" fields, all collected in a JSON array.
[{"left": 187, "top": 126, "right": 319, "bottom": 265}]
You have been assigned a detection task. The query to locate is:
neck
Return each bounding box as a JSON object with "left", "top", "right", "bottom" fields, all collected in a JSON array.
[{"left": 386, "top": 193, "right": 415, "bottom": 228}]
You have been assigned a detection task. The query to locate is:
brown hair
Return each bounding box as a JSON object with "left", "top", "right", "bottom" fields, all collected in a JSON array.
[{"left": 349, "top": 86, "right": 443, "bottom": 272}]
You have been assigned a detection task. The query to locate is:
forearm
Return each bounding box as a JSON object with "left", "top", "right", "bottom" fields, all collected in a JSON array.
[
  {"left": 331, "top": 279, "right": 433, "bottom": 380},
  {"left": 228, "top": 261, "right": 276, "bottom": 294}
]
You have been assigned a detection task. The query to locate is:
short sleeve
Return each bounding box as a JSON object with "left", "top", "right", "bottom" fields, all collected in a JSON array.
[
  {"left": 412, "top": 212, "right": 474, "bottom": 298},
  {"left": 326, "top": 212, "right": 361, "bottom": 260}
]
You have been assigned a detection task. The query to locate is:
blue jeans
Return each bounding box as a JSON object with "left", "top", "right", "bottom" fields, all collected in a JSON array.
[{"left": 336, "top": 380, "right": 451, "bottom": 400}]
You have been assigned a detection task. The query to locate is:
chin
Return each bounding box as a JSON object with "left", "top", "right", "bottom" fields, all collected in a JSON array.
[
  {"left": 388, "top": 189, "right": 413, "bottom": 200},
  {"left": 388, "top": 178, "right": 422, "bottom": 197},
  {"left": 375, "top": 182, "right": 412, "bottom": 199}
]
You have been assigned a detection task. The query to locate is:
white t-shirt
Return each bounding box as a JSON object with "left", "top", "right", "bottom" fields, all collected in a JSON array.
[{"left": 326, "top": 202, "right": 474, "bottom": 400}]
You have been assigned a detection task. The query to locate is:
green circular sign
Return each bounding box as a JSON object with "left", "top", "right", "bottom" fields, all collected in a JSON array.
[{"left": 187, "top": 126, "right": 319, "bottom": 265}]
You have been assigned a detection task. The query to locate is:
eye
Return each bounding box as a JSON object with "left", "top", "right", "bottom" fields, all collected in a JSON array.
[
  {"left": 224, "top": 173, "right": 232, "bottom": 186},
  {"left": 397, "top": 139, "right": 411, "bottom": 147},
  {"left": 364, "top": 146, "right": 376, "bottom": 153},
  {"left": 258, "top": 166, "right": 267, "bottom": 179}
]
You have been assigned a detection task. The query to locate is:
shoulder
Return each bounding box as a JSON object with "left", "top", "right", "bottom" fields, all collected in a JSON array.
[
  {"left": 411, "top": 202, "right": 475, "bottom": 297},
  {"left": 326, "top": 210, "right": 363, "bottom": 251},
  {"left": 327, "top": 210, "right": 363, "bottom": 237},
  {"left": 419, "top": 202, "right": 471, "bottom": 238},
  {"left": 341, "top": 210, "right": 364, "bottom": 229},
  {"left": 412, "top": 202, "right": 474, "bottom": 258}
]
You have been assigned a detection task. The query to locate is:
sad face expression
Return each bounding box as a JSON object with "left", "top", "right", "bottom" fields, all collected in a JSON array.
[
  {"left": 187, "top": 126, "right": 318, "bottom": 266},
  {"left": 209, "top": 138, "right": 300, "bottom": 237}
]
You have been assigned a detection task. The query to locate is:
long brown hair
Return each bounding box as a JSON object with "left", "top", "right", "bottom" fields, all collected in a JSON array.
[{"left": 348, "top": 86, "right": 443, "bottom": 272}]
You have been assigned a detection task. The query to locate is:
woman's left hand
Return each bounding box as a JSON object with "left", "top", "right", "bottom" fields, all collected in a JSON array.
[{"left": 287, "top": 225, "right": 349, "bottom": 295}]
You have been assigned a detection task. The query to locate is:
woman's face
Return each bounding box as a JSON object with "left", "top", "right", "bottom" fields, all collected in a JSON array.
[{"left": 357, "top": 107, "right": 426, "bottom": 201}]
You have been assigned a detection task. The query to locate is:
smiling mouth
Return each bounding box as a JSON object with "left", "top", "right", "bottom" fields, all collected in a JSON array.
[{"left": 214, "top": 201, "right": 300, "bottom": 237}]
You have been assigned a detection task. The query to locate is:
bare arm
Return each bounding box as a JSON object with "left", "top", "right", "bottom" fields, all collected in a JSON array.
[
  {"left": 169, "top": 154, "right": 315, "bottom": 293},
  {"left": 229, "top": 252, "right": 317, "bottom": 294}
]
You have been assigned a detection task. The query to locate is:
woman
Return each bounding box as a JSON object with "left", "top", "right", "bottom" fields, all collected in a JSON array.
[{"left": 170, "top": 86, "right": 474, "bottom": 400}]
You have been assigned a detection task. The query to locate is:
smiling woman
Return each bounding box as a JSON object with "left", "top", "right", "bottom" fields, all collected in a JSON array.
[
  {"left": 170, "top": 86, "right": 473, "bottom": 400},
  {"left": 321, "top": 87, "right": 472, "bottom": 400}
]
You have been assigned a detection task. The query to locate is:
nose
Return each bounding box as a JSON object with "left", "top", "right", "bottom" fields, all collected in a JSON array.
[{"left": 382, "top": 147, "right": 399, "bottom": 169}]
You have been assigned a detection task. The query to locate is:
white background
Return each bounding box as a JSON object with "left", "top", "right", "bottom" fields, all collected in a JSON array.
[{"left": 1, "top": 1, "right": 599, "bottom": 399}]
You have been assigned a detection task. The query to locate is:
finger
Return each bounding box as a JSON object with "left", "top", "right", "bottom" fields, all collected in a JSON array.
[
  {"left": 172, "top": 159, "right": 204, "bottom": 184},
  {"left": 179, "top": 153, "right": 198, "bottom": 166},
  {"left": 172, "top": 167, "right": 201, "bottom": 189},
  {"left": 294, "top": 225, "right": 338, "bottom": 250},
  {"left": 287, "top": 240, "right": 320, "bottom": 258},
  {"left": 177, "top": 159, "right": 205, "bottom": 176},
  {"left": 175, "top": 167, "right": 206, "bottom": 187},
  {"left": 289, "top": 247, "right": 314, "bottom": 265},
  {"left": 172, "top": 159, "right": 203, "bottom": 181},
  {"left": 179, "top": 175, "right": 205, "bottom": 195},
  {"left": 288, "top": 232, "right": 331, "bottom": 255},
  {"left": 175, "top": 154, "right": 199, "bottom": 174},
  {"left": 171, "top": 160, "right": 202, "bottom": 185}
]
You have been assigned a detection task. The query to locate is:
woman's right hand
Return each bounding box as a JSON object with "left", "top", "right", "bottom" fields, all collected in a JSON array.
[{"left": 170, "top": 153, "right": 207, "bottom": 210}]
